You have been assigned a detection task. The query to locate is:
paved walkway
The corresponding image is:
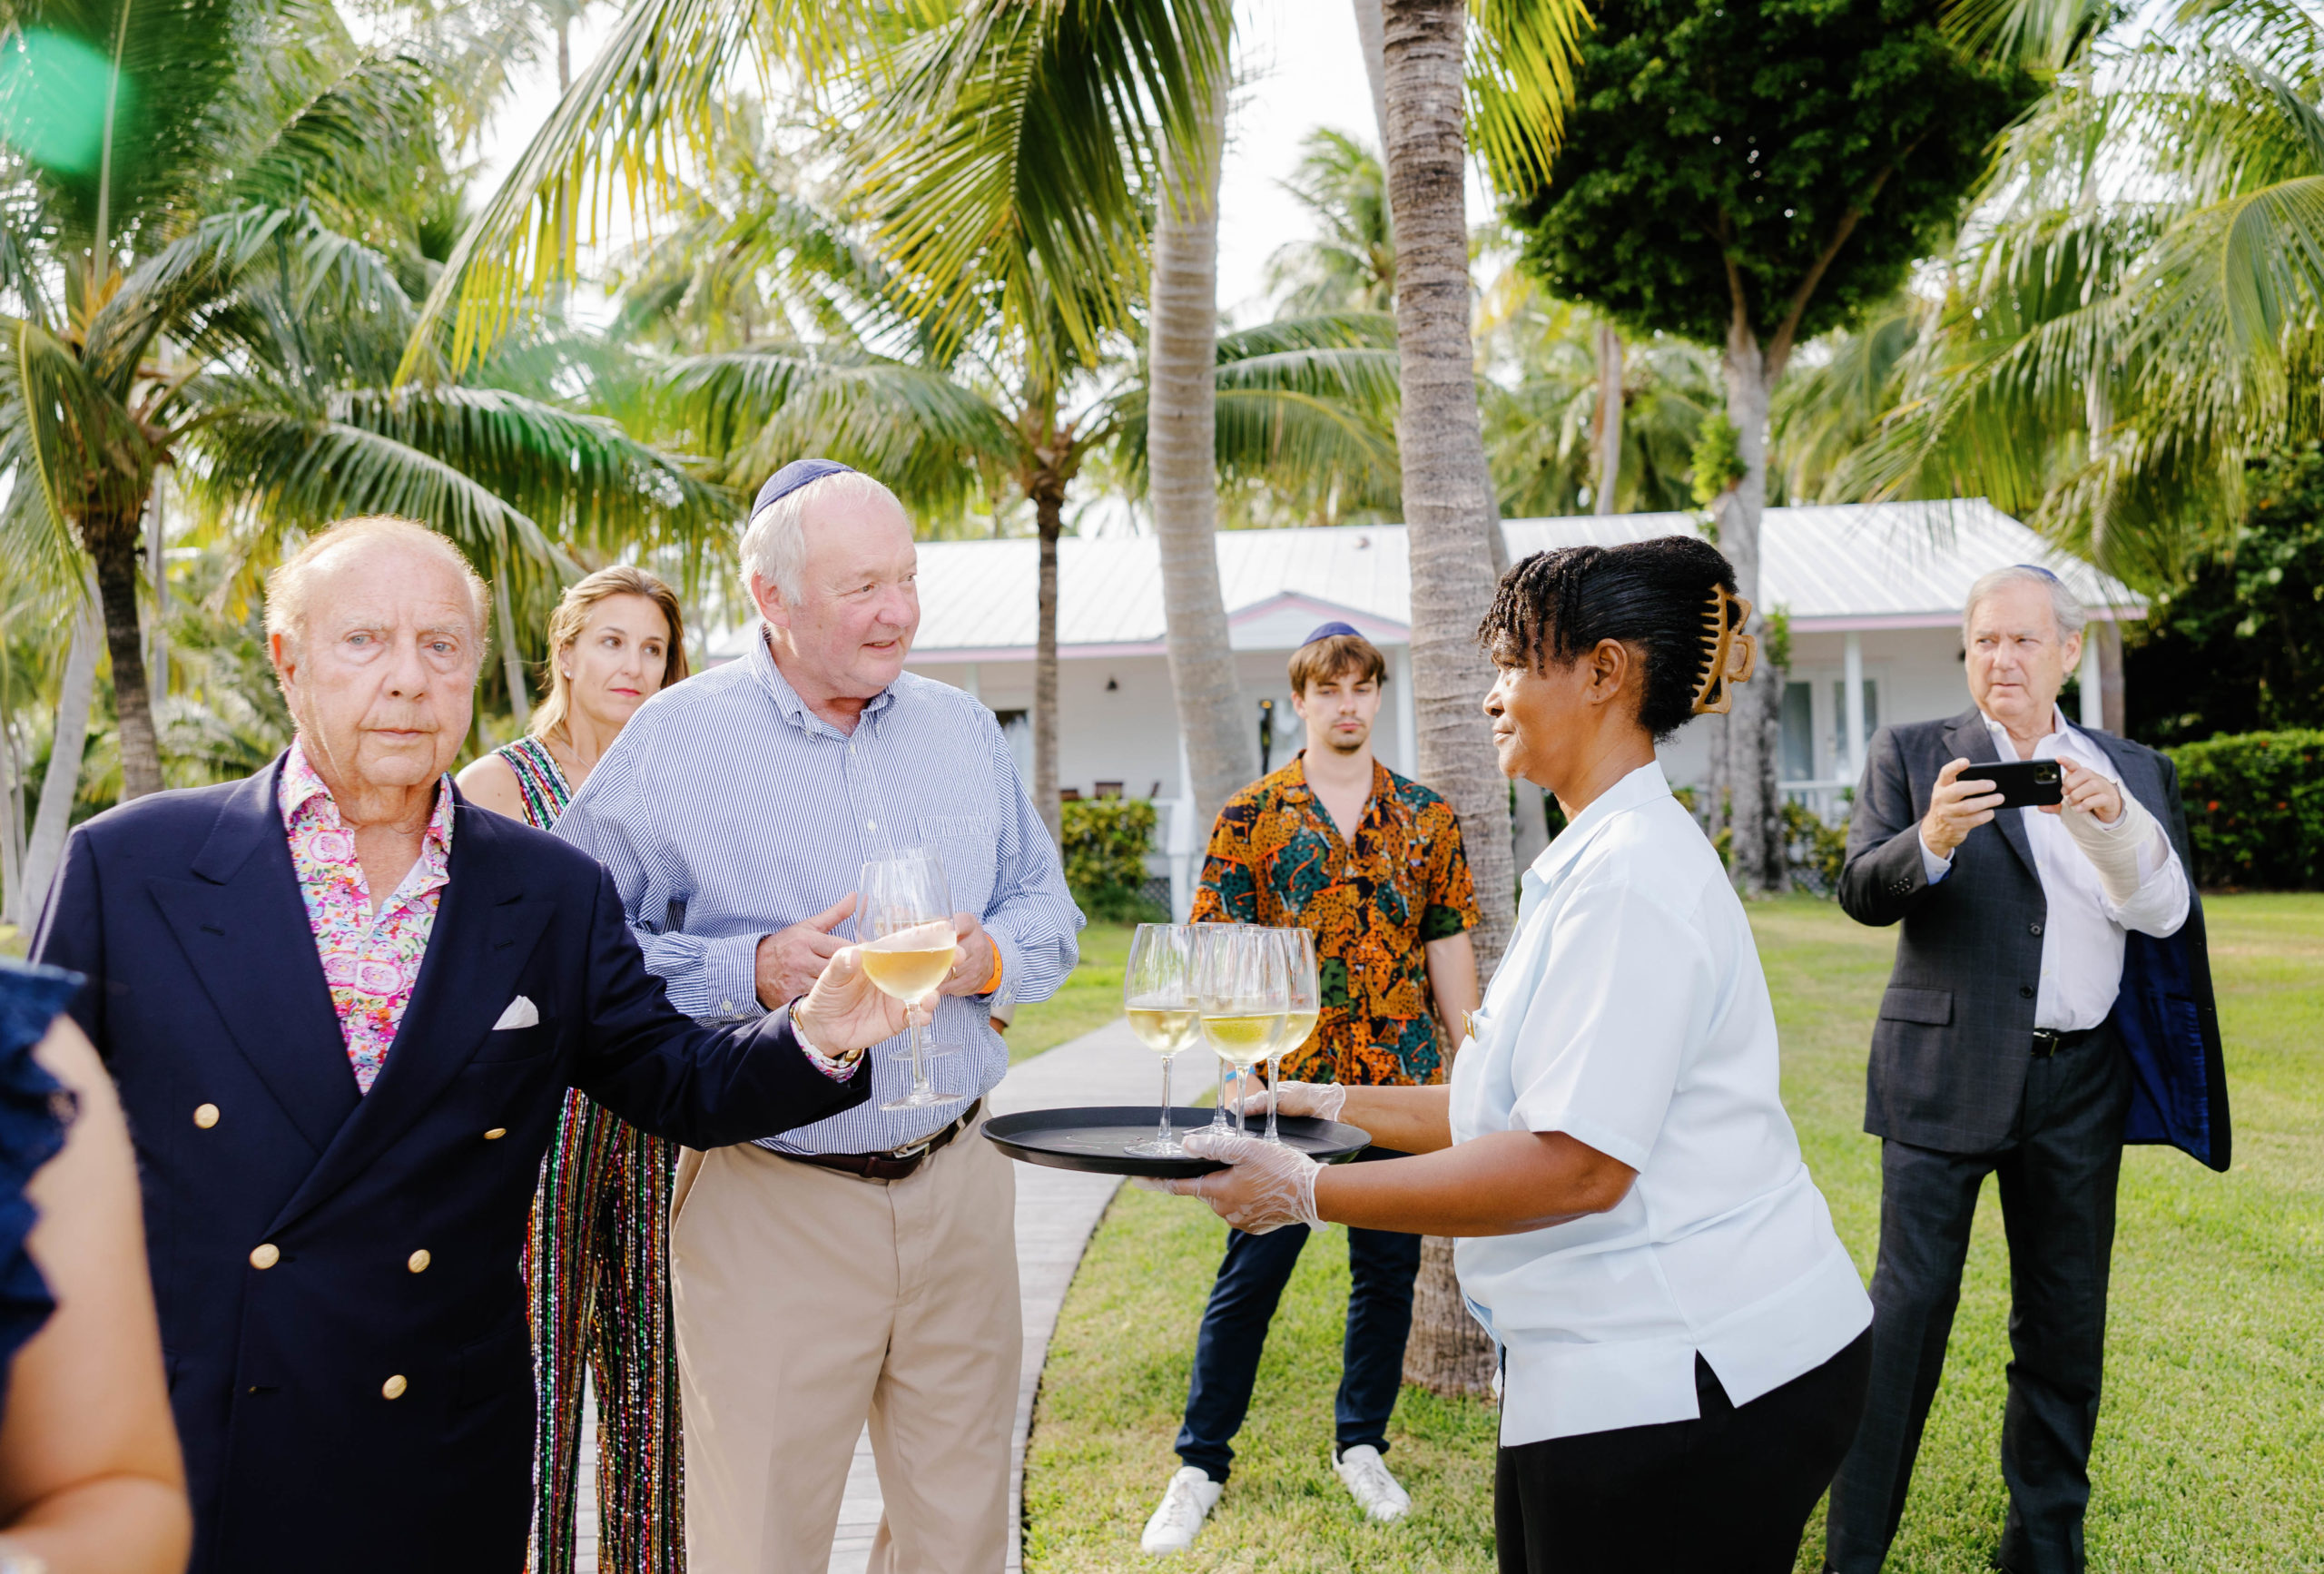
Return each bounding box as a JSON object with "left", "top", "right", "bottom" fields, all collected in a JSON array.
[{"left": 572, "top": 1017, "right": 1157, "bottom": 1574}]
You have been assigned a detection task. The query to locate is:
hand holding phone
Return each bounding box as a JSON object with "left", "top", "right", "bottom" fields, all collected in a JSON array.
[
  {"left": 1967, "top": 759, "right": 2064, "bottom": 812},
  {"left": 1920, "top": 758, "right": 2007, "bottom": 860}
]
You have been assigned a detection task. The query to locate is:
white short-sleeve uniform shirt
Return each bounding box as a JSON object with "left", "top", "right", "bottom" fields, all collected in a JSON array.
[{"left": 1452, "top": 761, "right": 1871, "bottom": 1447}]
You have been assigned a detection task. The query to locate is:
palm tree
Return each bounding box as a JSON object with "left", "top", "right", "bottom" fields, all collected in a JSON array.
[
  {"left": 1265, "top": 128, "right": 1399, "bottom": 316},
  {"left": 1370, "top": 0, "right": 1584, "bottom": 1399},
  {"left": 1837, "top": 5, "right": 2324, "bottom": 591},
  {"left": 0, "top": 0, "right": 734, "bottom": 803},
  {"left": 413, "top": 0, "right": 1242, "bottom": 844}
]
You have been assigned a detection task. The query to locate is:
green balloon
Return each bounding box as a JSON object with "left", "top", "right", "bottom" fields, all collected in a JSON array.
[{"left": 0, "top": 30, "right": 125, "bottom": 176}]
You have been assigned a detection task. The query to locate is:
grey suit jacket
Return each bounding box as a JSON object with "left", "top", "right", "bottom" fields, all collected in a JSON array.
[{"left": 1837, "top": 706, "right": 2211, "bottom": 1155}]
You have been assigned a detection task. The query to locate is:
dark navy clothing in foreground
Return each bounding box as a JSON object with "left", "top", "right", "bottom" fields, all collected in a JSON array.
[
  {"left": 0, "top": 960, "right": 75, "bottom": 1414},
  {"left": 1176, "top": 1146, "right": 1421, "bottom": 1481},
  {"left": 34, "top": 756, "right": 869, "bottom": 1574}
]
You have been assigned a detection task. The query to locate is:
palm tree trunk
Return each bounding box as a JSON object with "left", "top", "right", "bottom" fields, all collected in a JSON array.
[
  {"left": 497, "top": 575, "right": 533, "bottom": 733},
  {"left": 1593, "top": 322, "right": 1623, "bottom": 515},
  {"left": 1352, "top": 0, "right": 1392, "bottom": 152},
  {"left": 1033, "top": 486, "right": 1064, "bottom": 847},
  {"left": 89, "top": 516, "right": 162, "bottom": 802},
  {"left": 24, "top": 597, "right": 102, "bottom": 911},
  {"left": 1719, "top": 324, "right": 1783, "bottom": 895},
  {"left": 1149, "top": 84, "right": 1256, "bottom": 835},
  {"left": 1382, "top": 0, "right": 1512, "bottom": 1400}
]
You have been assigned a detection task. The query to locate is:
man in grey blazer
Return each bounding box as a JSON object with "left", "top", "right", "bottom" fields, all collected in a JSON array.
[{"left": 1823, "top": 566, "right": 2230, "bottom": 1574}]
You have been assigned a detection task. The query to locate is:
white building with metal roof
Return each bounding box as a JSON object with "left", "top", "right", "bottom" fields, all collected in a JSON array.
[{"left": 714, "top": 499, "right": 2142, "bottom": 909}]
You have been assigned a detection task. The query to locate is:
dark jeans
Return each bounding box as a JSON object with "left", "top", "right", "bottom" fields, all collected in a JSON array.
[
  {"left": 1495, "top": 1331, "right": 1874, "bottom": 1574},
  {"left": 1826, "top": 1025, "right": 2131, "bottom": 1574},
  {"left": 1175, "top": 1148, "right": 1421, "bottom": 1483}
]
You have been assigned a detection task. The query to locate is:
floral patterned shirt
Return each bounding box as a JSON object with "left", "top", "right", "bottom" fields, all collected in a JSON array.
[
  {"left": 277, "top": 741, "right": 455, "bottom": 1094},
  {"left": 1191, "top": 753, "right": 1480, "bottom": 1087}
]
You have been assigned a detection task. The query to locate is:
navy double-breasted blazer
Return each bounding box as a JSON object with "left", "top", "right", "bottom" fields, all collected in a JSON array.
[{"left": 34, "top": 755, "right": 871, "bottom": 1573}]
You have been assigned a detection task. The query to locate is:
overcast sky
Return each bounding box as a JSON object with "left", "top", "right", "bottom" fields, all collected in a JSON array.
[{"left": 472, "top": 0, "right": 1395, "bottom": 329}]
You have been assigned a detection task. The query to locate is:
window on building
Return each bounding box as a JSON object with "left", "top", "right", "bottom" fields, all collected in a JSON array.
[
  {"left": 1781, "top": 682, "right": 1816, "bottom": 782},
  {"left": 1830, "top": 678, "right": 1879, "bottom": 765}
]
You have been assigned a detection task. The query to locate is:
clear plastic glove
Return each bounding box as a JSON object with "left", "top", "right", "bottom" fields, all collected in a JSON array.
[
  {"left": 1226, "top": 1078, "right": 1347, "bottom": 1122},
  {"left": 1136, "top": 1130, "right": 1323, "bottom": 1235}
]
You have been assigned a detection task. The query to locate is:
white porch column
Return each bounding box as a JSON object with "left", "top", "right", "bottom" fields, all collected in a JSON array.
[
  {"left": 2078, "top": 627, "right": 2103, "bottom": 730},
  {"left": 961, "top": 662, "right": 982, "bottom": 703},
  {"left": 1170, "top": 731, "right": 1196, "bottom": 920},
  {"left": 1842, "top": 631, "right": 1867, "bottom": 786},
  {"left": 1391, "top": 641, "right": 1417, "bottom": 776}
]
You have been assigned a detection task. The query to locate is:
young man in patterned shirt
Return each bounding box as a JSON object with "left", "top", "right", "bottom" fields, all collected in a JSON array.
[{"left": 1141, "top": 624, "right": 1481, "bottom": 1556}]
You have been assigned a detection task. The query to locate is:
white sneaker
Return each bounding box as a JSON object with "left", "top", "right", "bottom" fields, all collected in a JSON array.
[
  {"left": 1140, "top": 1465, "right": 1223, "bottom": 1556},
  {"left": 1333, "top": 1443, "right": 1412, "bottom": 1522}
]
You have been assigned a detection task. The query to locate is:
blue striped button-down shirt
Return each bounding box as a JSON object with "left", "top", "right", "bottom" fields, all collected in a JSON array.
[{"left": 555, "top": 630, "right": 1081, "bottom": 1154}]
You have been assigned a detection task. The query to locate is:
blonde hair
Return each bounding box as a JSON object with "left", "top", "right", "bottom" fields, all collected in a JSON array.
[
  {"left": 529, "top": 565, "right": 690, "bottom": 743},
  {"left": 738, "top": 469, "right": 907, "bottom": 604},
  {"left": 1287, "top": 633, "right": 1388, "bottom": 694},
  {"left": 265, "top": 516, "right": 489, "bottom": 659}
]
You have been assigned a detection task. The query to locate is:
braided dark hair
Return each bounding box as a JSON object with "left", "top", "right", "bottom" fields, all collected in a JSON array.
[{"left": 1478, "top": 535, "right": 1750, "bottom": 740}]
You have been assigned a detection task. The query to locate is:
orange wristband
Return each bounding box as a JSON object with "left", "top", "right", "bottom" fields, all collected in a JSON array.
[{"left": 980, "top": 947, "right": 1004, "bottom": 996}]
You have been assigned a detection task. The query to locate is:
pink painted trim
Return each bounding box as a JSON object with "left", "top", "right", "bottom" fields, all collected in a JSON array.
[{"left": 1791, "top": 607, "right": 2144, "bottom": 633}]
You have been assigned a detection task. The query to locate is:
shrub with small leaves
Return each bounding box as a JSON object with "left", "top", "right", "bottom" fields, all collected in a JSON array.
[
  {"left": 2171, "top": 730, "right": 2324, "bottom": 890},
  {"left": 1059, "top": 798, "right": 1164, "bottom": 920}
]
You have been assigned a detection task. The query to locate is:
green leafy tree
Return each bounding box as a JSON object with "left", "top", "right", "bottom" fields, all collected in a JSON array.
[
  {"left": 0, "top": 0, "right": 728, "bottom": 804},
  {"left": 1502, "top": 0, "right": 2040, "bottom": 891},
  {"left": 2127, "top": 443, "right": 2324, "bottom": 744}
]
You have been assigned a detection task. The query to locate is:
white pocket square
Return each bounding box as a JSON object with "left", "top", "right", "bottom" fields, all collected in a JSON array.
[{"left": 493, "top": 995, "right": 540, "bottom": 1030}]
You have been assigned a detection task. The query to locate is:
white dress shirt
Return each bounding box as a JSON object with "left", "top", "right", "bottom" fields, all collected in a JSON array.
[
  {"left": 1919, "top": 707, "right": 2189, "bottom": 1030},
  {"left": 1450, "top": 762, "right": 1871, "bottom": 1446}
]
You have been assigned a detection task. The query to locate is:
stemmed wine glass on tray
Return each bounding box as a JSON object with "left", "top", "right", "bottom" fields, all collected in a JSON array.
[
  {"left": 1194, "top": 925, "right": 1287, "bottom": 1137},
  {"left": 856, "top": 847, "right": 968, "bottom": 1112},
  {"left": 1122, "top": 923, "right": 1199, "bottom": 1156},
  {"left": 1264, "top": 929, "right": 1321, "bottom": 1145}
]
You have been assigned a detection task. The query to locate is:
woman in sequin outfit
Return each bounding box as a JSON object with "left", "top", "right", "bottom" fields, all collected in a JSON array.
[{"left": 458, "top": 566, "right": 690, "bottom": 1574}]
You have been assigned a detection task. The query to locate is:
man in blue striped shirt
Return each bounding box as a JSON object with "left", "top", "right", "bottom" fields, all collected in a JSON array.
[{"left": 556, "top": 459, "right": 1080, "bottom": 1574}]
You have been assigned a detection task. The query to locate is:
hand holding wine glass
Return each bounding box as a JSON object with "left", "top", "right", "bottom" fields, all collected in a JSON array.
[
  {"left": 857, "top": 847, "right": 970, "bottom": 1111},
  {"left": 792, "top": 945, "right": 947, "bottom": 1058}
]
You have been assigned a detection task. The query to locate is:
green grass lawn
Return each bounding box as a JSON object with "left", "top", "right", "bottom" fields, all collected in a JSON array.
[
  {"left": 1022, "top": 893, "right": 2324, "bottom": 1572},
  {"left": 1004, "top": 920, "right": 1138, "bottom": 1062}
]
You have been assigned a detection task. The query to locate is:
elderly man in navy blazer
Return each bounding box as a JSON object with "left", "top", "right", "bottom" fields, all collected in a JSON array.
[{"left": 34, "top": 516, "right": 932, "bottom": 1574}]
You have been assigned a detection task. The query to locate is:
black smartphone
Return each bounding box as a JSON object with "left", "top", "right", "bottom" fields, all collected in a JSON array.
[{"left": 1963, "top": 758, "right": 2063, "bottom": 810}]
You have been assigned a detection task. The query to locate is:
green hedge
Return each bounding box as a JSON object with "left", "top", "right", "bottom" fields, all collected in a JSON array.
[
  {"left": 1059, "top": 798, "right": 1165, "bottom": 921},
  {"left": 2171, "top": 729, "right": 2324, "bottom": 890}
]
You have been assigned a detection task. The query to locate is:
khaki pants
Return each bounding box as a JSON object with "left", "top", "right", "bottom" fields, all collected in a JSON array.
[{"left": 668, "top": 1131, "right": 1020, "bottom": 1574}]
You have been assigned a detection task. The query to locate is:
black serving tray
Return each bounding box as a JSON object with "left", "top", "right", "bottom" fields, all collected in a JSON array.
[{"left": 980, "top": 1105, "right": 1372, "bottom": 1179}]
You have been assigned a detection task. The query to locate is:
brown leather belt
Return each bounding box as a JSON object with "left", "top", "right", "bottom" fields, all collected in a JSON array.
[{"left": 783, "top": 1100, "right": 983, "bottom": 1182}]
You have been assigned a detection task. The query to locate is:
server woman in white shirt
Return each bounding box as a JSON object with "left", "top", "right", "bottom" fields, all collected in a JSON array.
[{"left": 1157, "top": 536, "right": 1874, "bottom": 1572}]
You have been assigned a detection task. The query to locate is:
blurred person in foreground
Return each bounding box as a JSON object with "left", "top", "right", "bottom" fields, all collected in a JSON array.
[
  {"left": 1154, "top": 537, "right": 1875, "bottom": 1574},
  {"left": 1140, "top": 623, "right": 1480, "bottom": 1555},
  {"left": 0, "top": 959, "right": 189, "bottom": 1574},
  {"left": 1822, "top": 566, "right": 2226, "bottom": 1574},
  {"left": 554, "top": 460, "right": 1079, "bottom": 1574},
  {"left": 32, "top": 515, "right": 924, "bottom": 1573},
  {"left": 457, "top": 565, "right": 693, "bottom": 1573}
]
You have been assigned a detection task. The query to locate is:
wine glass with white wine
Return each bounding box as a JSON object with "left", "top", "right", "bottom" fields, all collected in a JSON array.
[
  {"left": 1122, "top": 923, "right": 1199, "bottom": 1156},
  {"left": 856, "top": 847, "right": 968, "bottom": 1112},
  {"left": 1263, "top": 928, "right": 1321, "bottom": 1146},
  {"left": 1194, "top": 925, "right": 1287, "bottom": 1137}
]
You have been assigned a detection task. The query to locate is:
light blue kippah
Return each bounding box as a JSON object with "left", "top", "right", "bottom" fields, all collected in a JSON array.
[{"left": 751, "top": 458, "right": 855, "bottom": 519}]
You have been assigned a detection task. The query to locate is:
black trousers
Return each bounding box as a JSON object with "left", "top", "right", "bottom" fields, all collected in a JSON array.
[
  {"left": 1825, "top": 1026, "right": 2131, "bottom": 1574},
  {"left": 1495, "top": 1332, "right": 1873, "bottom": 1573},
  {"left": 1175, "top": 1146, "right": 1421, "bottom": 1483}
]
